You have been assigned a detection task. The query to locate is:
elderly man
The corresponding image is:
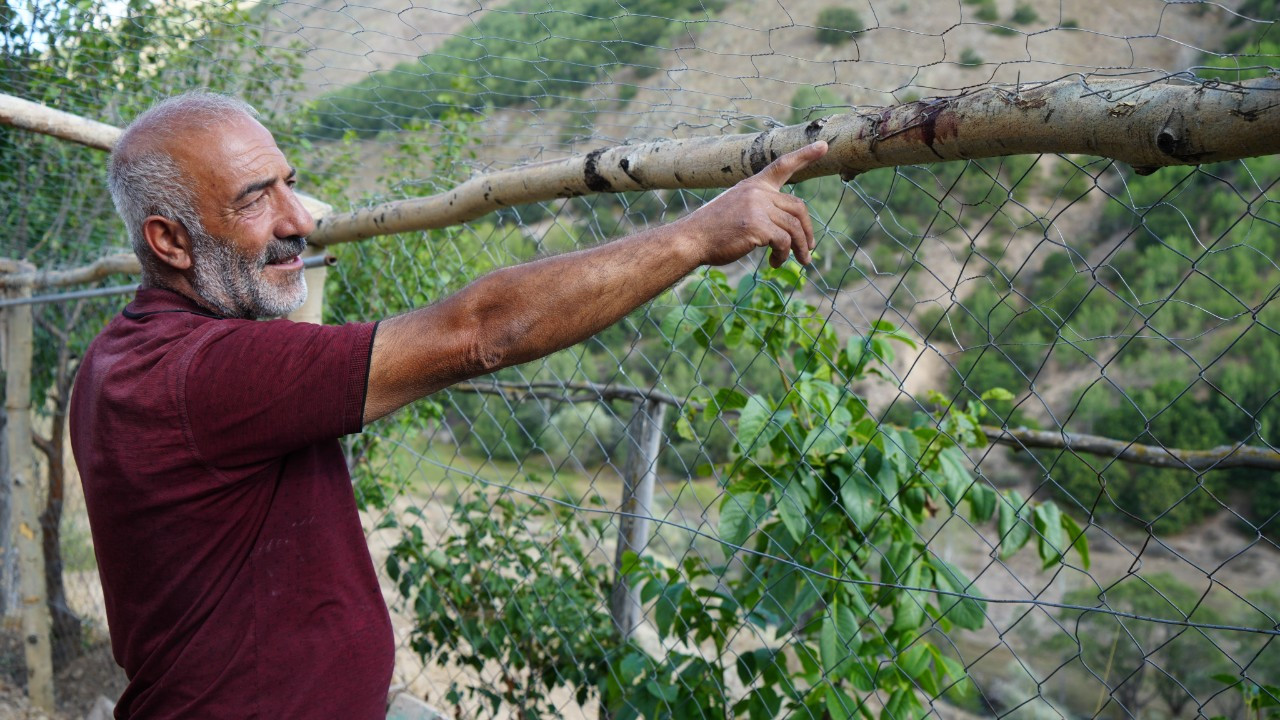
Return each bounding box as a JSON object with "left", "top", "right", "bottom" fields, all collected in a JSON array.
[{"left": 69, "top": 91, "right": 825, "bottom": 719}]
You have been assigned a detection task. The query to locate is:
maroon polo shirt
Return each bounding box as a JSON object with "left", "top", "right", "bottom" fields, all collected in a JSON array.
[{"left": 69, "top": 288, "right": 394, "bottom": 719}]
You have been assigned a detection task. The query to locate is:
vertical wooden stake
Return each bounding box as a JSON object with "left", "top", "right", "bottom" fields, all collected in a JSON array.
[
  {"left": 610, "top": 399, "right": 666, "bottom": 639},
  {"left": 3, "top": 286, "right": 54, "bottom": 711},
  {"left": 287, "top": 246, "right": 328, "bottom": 325}
]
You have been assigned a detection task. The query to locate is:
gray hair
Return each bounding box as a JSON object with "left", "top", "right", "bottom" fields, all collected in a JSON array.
[{"left": 107, "top": 92, "right": 259, "bottom": 279}]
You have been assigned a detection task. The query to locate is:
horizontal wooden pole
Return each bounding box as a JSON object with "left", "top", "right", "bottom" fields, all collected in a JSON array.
[{"left": 308, "top": 75, "right": 1280, "bottom": 246}]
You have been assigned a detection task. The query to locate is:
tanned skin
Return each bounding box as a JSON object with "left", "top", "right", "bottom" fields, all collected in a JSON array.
[{"left": 125, "top": 108, "right": 827, "bottom": 425}]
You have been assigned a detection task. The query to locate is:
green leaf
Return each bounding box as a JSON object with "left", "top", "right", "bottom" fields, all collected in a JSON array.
[
  {"left": 1060, "top": 512, "right": 1091, "bottom": 570},
  {"left": 998, "top": 490, "right": 1033, "bottom": 559},
  {"left": 777, "top": 486, "right": 809, "bottom": 543},
  {"left": 706, "top": 388, "right": 749, "bottom": 423},
  {"left": 893, "top": 560, "right": 927, "bottom": 632},
  {"left": 619, "top": 550, "right": 643, "bottom": 576},
  {"left": 898, "top": 644, "right": 930, "bottom": 680},
  {"left": 675, "top": 415, "right": 696, "bottom": 442},
  {"left": 719, "top": 491, "right": 765, "bottom": 546},
  {"left": 820, "top": 614, "right": 842, "bottom": 675},
  {"left": 871, "top": 319, "right": 918, "bottom": 349},
  {"left": 934, "top": 651, "right": 974, "bottom": 698},
  {"left": 736, "top": 394, "right": 781, "bottom": 456},
  {"left": 659, "top": 305, "right": 709, "bottom": 347},
  {"left": 426, "top": 549, "right": 449, "bottom": 570},
  {"left": 1034, "top": 502, "right": 1067, "bottom": 568},
  {"left": 932, "top": 558, "right": 986, "bottom": 630},
  {"left": 654, "top": 583, "right": 684, "bottom": 637},
  {"left": 967, "top": 483, "right": 997, "bottom": 524},
  {"left": 936, "top": 448, "right": 970, "bottom": 508},
  {"left": 839, "top": 471, "right": 878, "bottom": 531},
  {"left": 980, "top": 387, "right": 1015, "bottom": 402},
  {"left": 619, "top": 652, "right": 647, "bottom": 685},
  {"left": 825, "top": 685, "right": 856, "bottom": 720},
  {"left": 645, "top": 678, "right": 679, "bottom": 702}
]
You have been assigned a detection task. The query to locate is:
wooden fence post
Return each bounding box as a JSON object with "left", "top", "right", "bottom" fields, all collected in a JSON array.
[
  {"left": 287, "top": 246, "right": 329, "bottom": 325},
  {"left": 610, "top": 398, "right": 666, "bottom": 639},
  {"left": 3, "top": 284, "right": 54, "bottom": 711}
]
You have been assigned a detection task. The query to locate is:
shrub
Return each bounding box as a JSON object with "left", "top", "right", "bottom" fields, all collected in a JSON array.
[
  {"left": 814, "top": 6, "right": 864, "bottom": 44},
  {"left": 974, "top": 0, "right": 1000, "bottom": 21},
  {"left": 1011, "top": 2, "right": 1039, "bottom": 24},
  {"left": 959, "top": 47, "right": 984, "bottom": 66}
]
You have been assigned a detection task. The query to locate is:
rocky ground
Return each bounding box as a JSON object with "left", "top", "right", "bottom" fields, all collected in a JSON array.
[{"left": 0, "top": 635, "right": 124, "bottom": 720}]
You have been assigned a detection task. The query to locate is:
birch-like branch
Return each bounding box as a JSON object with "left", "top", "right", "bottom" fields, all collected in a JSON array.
[
  {"left": 309, "top": 75, "right": 1280, "bottom": 246},
  {"left": 0, "top": 93, "right": 119, "bottom": 151},
  {"left": 0, "top": 253, "right": 140, "bottom": 290},
  {"left": 451, "top": 380, "right": 1280, "bottom": 472}
]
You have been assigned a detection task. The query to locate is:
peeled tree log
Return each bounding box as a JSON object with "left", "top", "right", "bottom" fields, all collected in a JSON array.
[
  {"left": 0, "top": 93, "right": 117, "bottom": 152},
  {"left": 309, "top": 74, "right": 1280, "bottom": 246}
]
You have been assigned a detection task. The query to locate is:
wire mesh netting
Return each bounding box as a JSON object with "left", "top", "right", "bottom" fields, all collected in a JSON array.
[{"left": 4, "top": 0, "right": 1280, "bottom": 718}]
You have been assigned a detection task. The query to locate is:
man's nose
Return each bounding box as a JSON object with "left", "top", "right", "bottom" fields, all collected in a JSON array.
[{"left": 277, "top": 186, "right": 318, "bottom": 239}]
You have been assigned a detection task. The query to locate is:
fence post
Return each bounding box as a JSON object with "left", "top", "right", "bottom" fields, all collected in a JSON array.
[
  {"left": 3, "top": 283, "right": 54, "bottom": 711},
  {"left": 287, "top": 246, "right": 328, "bottom": 325},
  {"left": 610, "top": 398, "right": 666, "bottom": 638}
]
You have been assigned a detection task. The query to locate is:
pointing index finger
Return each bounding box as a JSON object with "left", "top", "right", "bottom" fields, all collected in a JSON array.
[{"left": 757, "top": 141, "right": 829, "bottom": 190}]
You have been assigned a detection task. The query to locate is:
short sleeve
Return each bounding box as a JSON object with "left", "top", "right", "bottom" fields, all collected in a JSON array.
[{"left": 179, "top": 318, "right": 377, "bottom": 471}]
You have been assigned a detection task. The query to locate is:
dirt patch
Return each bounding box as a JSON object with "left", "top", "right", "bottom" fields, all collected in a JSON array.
[{"left": 0, "top": 631, "right": 123, "bottom": 720}]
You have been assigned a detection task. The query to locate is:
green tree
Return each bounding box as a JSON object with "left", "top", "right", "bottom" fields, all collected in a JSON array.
[
  {"left": 1058, "top": 573, "right": 1231, "bottom": 717},
  {"left": 1, "top": 0, "right": 306, "bottom": 666}
]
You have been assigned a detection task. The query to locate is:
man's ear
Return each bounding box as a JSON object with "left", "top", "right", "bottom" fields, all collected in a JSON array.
[{"left": 141, "top": 215, "right": 194, "bottom": 271}]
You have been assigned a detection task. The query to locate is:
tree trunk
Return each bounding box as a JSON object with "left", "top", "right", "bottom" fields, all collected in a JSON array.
[
  {"left": 0, "top": 405, "right": 17, "bottom": 618},
  {"left": 35, "top": 413, "right": 80, "bottom": 670}
]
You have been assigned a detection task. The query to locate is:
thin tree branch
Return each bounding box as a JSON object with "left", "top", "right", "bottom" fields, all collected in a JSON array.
[
  {"left": 30, "top": 430, "right": 53, "bottom": 461},
  {"left": 449, "top": 380, "right": 1280, "bottom": 472},
  {"left": 981, "top": 426, "right": 1280, "bottom": 472}
]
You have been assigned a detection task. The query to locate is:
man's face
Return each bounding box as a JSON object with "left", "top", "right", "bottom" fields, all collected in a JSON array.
[{"left": 170, "top": 113, "right": 317, "bottom": 319}]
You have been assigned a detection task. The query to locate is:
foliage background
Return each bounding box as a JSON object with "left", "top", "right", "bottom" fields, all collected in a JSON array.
[{"left": 2, "top": 0, "right": 1280, "bottom": 718}]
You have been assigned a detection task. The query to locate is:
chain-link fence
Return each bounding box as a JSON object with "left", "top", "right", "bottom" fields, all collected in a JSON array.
[{"left": 3, "top": 0, "right": 1280, "bottom": 718}]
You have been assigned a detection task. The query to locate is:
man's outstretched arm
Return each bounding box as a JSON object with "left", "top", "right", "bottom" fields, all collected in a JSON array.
[{"left": 362, "top": 141, "right": 828, "bottom": 424}]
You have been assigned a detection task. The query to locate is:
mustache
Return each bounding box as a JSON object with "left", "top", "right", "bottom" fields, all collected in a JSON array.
[{"left": 263, "top": 236, "right": 308, "bottom": 264}]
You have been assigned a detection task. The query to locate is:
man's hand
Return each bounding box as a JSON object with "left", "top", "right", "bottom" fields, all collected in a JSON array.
[{"left": 677, "top": 140, "right": 828, "bottom": 268}]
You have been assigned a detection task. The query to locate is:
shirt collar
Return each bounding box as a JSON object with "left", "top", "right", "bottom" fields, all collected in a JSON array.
[{"left": 122, "top": 288, "right": 225, "bottom": 320}]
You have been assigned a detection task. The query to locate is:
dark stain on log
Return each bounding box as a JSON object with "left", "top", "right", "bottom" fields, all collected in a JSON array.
[
  {"left": 1230, "top": 107, "right": 1260, "bottom": 122},
  {"left": 914, "top": 101, "right": 951, "bottom": 159},
  {"left": 584, "top": 148, "right": 613, "bottom": 193},
  {"left": 721, "top": 165, "right": 733, "bottom": 174},
  {"left": 1043, "top": 109, "right": 1054, "bottom": 123},
  {"left": 1154, "top": 127, "right": 1207, "bottom": 162},
  {"left": 619, "top": 156, "right": 643, "bottom": 185},
  {"left": 804, "top": 117, "right": 828, "bottom": 141},
  {"left": 749, "top": 131, "right": 772, "bottom": 174}
]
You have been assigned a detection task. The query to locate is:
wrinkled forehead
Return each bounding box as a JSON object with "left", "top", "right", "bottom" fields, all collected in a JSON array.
[
  {"left": 123, "top": 111, "right": 286, "bottom": 203},
  {"left": 177, "top": 115, "right": 285, "bottom": 200}
]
